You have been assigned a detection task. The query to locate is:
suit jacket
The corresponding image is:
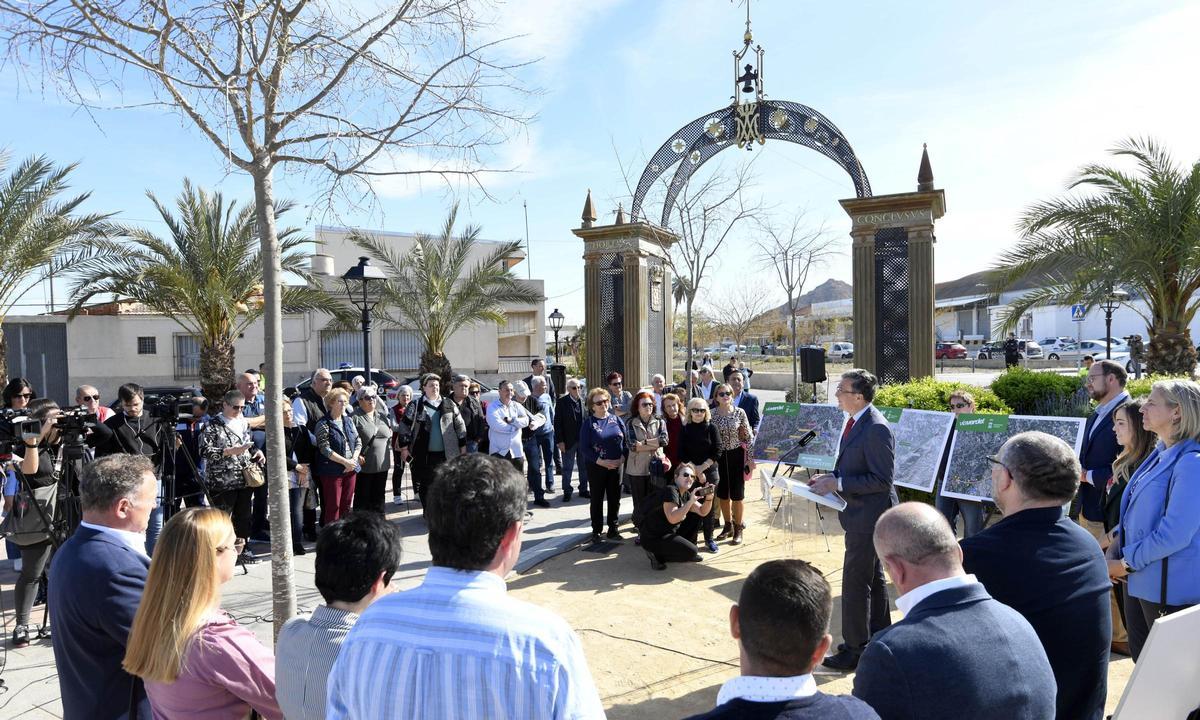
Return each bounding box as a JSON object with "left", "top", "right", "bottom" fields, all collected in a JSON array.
[
  {"left": 49, "top": 526, "right": 152, "bottom": 720},
  {"left": 522, "top": 373, "right": 557, "bottom": 400},
  {"left": 852, "top": 583, "right": 1056, "bottom": 720},
  {"left": 1118, "top": 438, "right": 1200, "bottom": 605},
  {"left": 833, "top": 406, "right": 898, "bottom": 534},
  {"left": 961, "top": 507, "right": 1111, "bottom": 720},
  {"left": 735, "top": 392, "right": 761, "bottom": 433},
  {"left": 1078, "top": 397, "right": 1125, "bottom": 521},
  {"left": 553, "top": 394, "right": 586, "bottom": 449}
]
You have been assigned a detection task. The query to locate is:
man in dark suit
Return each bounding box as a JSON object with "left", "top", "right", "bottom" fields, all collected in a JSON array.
[
  {"left": 49, "top": 454, "right": 158, "bottom": 720},
  {"left": 685, "top": 560, "right": 880, "bottom": 720},
  {"left": 962, "top": 431, "right": 1112, "bottom": 720},
  {"left": 1077, "top": 359, "right": 1130, "bottom": 653},
  {"left": 853, "top": 503, "right": 1056, "bottom": 720},
  {"left": 808, "top": 368, "right": 898, "bottom": 670},
  {"left": 728, "top": 371, "right": 760, "bottom": 433},
  {"left": 554, "top": 378, "right": 589, "bottom": 500}
]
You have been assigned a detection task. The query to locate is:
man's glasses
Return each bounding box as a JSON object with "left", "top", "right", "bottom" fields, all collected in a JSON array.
[
  {"left": 361, "top": 396, "right": 377, "bottom": 402},
  {"left": 986, "top": 455, "right": 1010, "bottom": 474},
  {"left": 81, "top": 394, "right": 100, "bottom": 401},
  {"left": 230, "top": 404, "right": 246, "bottom": 410},
  {"left": 609, "top": 382, "right": 622, "bottom": 387}
]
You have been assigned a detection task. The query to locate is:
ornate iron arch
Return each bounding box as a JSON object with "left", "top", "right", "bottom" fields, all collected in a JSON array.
[{"left": 630, "top": 100, "right": 872, "bottom": 227}]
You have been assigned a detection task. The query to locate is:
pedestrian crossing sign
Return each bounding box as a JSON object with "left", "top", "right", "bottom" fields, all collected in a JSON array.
[{"left": 1071, "top": 304, "right": 1086, "bottom": 322}]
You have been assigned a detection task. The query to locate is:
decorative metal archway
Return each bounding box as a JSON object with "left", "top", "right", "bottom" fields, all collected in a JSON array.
[{"left": 629, "top": 101, "right": 873, "bottom": 227}]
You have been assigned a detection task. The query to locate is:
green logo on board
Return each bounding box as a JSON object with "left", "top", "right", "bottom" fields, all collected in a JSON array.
[
  {"left": 955, "top": 413, "right": 1008, "bottom": 433},
  {"left": 877, "top": 407, "right": 903, "bottom": 423}
]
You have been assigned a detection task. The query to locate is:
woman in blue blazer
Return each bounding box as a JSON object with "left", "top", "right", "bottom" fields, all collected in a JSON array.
[{"left": 1109, "top": 379, "right": 1200, "bottom": 660}]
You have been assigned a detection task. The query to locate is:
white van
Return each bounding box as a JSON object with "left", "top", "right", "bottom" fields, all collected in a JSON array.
[{"left": 828, "top": 342, "right": 854, "bottom": 360}]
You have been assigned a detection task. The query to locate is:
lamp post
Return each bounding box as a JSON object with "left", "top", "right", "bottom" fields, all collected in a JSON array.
[
  {"left": 1100, "top": 287, "right": 1129, "bottom": 359},
  {"left": 548, "top": 308, "right": 565, "bottom": 363},
  {"left": 342, "top": 256, "right": 387, "bottom": 387}
]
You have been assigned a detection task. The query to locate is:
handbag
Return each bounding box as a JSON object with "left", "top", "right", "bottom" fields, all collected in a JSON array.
[
  {"left": 243, "top": 463, "right": 265, "bottom": 488},
  {"left": 0, "top": 477, "right": 58, "bottom": 545}
]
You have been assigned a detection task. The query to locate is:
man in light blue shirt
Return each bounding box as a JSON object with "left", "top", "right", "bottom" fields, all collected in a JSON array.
[{"left": 327, "top": 453, "right": 605, "bottom": 719}]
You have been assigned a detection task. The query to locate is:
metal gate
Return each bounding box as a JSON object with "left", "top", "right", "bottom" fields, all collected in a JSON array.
[
  {"left": 599, "top": 254, "right": 625, "bottom": 378},
  {"left": 319, "top": 330, "right": 361, "bottom": 369},
  {"left": 874, "top": 228, "right": 910, "bottom": 384},
  {"left": 381, "top": 329, "right": 421, "bottom": 371},
  {"left": 3, "top": 322, "right": 70, "bottom": 404}
]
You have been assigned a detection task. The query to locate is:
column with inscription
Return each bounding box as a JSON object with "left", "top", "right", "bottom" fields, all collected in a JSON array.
[
  {"left": 840, "top": 191, "right": 946, "bottom": 382},
  {"left": 574, "top": 220, "right": 678, "bottom": 391}
]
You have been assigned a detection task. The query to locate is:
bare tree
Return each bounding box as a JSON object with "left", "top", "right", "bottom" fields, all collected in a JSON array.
[
  {"left": 756, "top": 211, "right": 838, "bottom": 400},
  {"left": 702, "top": 283, "right": 776, "bottom": 354},
  {"left": 0, "top": 0, "right": 530, "bottom": 635}
]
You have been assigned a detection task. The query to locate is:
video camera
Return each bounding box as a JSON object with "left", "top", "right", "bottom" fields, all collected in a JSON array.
[
  {"left": 0, "top": 407, "right": 34, "bottom": 460},
  {"left": 149, "top": 394, "right": 196, "bottom": 421}
]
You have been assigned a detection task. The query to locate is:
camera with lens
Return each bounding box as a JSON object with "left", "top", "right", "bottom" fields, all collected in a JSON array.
[
  {"left": 54, "top": 405, "right": 98, "bottom": 435},
  {"left": 0, "top": 407, "right": 31, "bottom": 459},
  {"left": 150, "top": 394, "right": 195, "bottom": 421},
  {"left": 692, "top": 482, "right": 715, "bottom": 498}
]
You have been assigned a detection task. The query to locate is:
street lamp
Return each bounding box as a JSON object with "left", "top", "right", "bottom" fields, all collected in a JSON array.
[
  {"left": 975, "top": 283, "right": 991, "bottom": 342},
  {"left": 548, "top": 308, "right": 565, "bottom": 363},
  {"left": 342, "top": 256, "right": 387, "bottom": 386},
  {"left": 1100, "top": 287, "right": 1130, "bottom": 359}
]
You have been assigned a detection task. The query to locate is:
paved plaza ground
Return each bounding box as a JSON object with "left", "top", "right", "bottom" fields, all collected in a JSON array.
[{"left": 0, "top": 382, "right": 1133, "bottom": 718}]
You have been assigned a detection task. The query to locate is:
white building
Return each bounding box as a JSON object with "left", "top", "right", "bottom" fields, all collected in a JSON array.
[{"left": 3, "top": 226, "right": 545, "bottom": 404}]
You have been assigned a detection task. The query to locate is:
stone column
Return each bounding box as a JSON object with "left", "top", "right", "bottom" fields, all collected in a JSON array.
[
  {"left": 574, "top": 221, "right": 678, "bottom": 392},
  {"left": 840, "top": 190, "right": 946, "bottom": 381}
]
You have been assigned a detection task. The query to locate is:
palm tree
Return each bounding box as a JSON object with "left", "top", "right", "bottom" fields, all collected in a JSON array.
[
  {"left": 992, "top": 138, "right": 1200, "bottom": 374},
  {"left": 349, "top": 204, "right": 543, "bottom": 382},
  {"left": 0, "top": 153, "right": 111, "bottom": 383},
  {"left": 63, "top": 180, "right": 341, "bottom": 398}
]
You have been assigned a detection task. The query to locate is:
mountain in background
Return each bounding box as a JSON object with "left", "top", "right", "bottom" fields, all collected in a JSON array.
[{"left": 769, "top": 278, "right": 852, "bottom": 316}]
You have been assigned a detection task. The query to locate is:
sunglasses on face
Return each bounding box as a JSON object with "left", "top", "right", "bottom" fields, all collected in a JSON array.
[
  {"left": 690, "top": 409, "right": 705, "bottom": 414},
  {"left": 593, "top": 399, "right": 609, "bottom": 406},
  {"left": 718, "top": 391, "right": 732, "bottom": 397},
  {"left": 81, "top": 394, "right": 100, "bottom": 401},
  {"left": 639, "top": 401, "right": 654, "bottom": 408},
  {"left": 951, "top": 402, "right": 970, "bottom": 410},
  {"left": 17, "top": 392, "right": 33, "bottom": 399},
  {"left": 680, "top": 472, "right": 695, "bottom": 478},
  {"left": 469, "top": 390, "right": 481, "bottom": 395}
]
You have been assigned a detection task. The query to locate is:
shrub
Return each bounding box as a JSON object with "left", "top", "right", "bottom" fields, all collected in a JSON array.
[
  {"left": 874, "top": 377, "right": 1011, "bottom": 414},
  {"left": 989, "top": 367, "right": 1083, "bottom": 415},
  {"left": 785, "top": 384, "right": 823, "bottom": 403},
  {"left": 1126, "top": 373, "right": 1193, "bottom": 398}
]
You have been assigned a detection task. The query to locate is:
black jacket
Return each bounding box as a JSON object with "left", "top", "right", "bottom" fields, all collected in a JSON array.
[
  {"left": 553, "top": 394, "right": 586, "bottom": 449},
  {"left": 91, "top": 412, "right": 169, "bottom": 468},
  {"left": 452, "top": 394, "right": 487, "bottom": 445}
]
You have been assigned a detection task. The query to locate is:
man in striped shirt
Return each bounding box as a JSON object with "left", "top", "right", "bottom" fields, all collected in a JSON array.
[
  {"left": 276, "top": 512, "right": 402, "bottom": 720},
  {"left": 327, "top": 453, "right": 606, "bottom": 719}
]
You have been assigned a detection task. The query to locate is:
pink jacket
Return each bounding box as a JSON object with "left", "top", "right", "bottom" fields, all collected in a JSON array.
[{"left": 145, "top": 612, "right": 282, "bottom": 720}]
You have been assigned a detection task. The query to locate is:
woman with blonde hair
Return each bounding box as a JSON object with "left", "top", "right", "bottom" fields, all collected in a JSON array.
[
  {"left": 1108, "top": 379, "right": 1200, "bottom": 660},
  {"left": 314, "top": 386, "right": 362, "bottom": 524},
  {"left": 678, "top": 397, "right": 721, "bottom": 553},
  {"left": 124, "top": 507, "right": 282, "bottom": 718},
  {"left": 579, "top": 387, "right": 627, "bottom": 544}
]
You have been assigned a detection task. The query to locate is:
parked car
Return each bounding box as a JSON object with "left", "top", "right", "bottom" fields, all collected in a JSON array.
[
  {"left": 1039, "top": 336, "right": 1076, "bottom": 348},
  {"left": 1097, "top": 337, "right": 1130, "bottom": 353},
  {"left": 976, "top": 339, "right": 1042, "bottom": 360},
  {"left": 1046, "top": 339, "right": 1127, "bottom": 362},
  {"left": 827, "top": 342, "right": 854, "bottom": 360},
  {"left": 291, "top": 366, "right": 402, "bottom": 407},
  {"left": 1040, "top": 338, "right": 1078, "bottom": 355},
  {"left": 935, "top": 342, "right": 968, "bottom": 360}
]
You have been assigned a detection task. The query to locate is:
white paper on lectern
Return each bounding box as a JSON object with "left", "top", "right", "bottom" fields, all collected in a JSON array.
[{"left": 758, "top": 469, "right": 847, "bottom": 511}]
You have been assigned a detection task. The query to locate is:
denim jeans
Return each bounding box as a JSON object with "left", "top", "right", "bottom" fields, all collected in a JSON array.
[
  {"left": 535, "top": 432, "right": 555, "bottom": 490},
  {"left": 288, "top": 487, "right": 305, "bottom": 546},
  {"left": 560, "top": 444, "right": 588, "bottom": 494},
  {"left": 936, "top": 493, "right": 984, "bottom": 538},
  {"left": 522, "top": 437, "right": 545, "bottom": 501},
  {"left": 145, "top": 479, "right": 164, "bottom": 556}
]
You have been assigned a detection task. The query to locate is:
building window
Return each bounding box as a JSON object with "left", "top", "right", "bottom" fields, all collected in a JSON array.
[
  {"left": 137, "top": 336, "right": 157, "bottom": 355},
  {"left": 174, "top": 334, "right": 201, "bottom": 380}
]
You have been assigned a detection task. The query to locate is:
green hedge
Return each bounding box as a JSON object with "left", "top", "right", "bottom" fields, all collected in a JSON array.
[
  {"left": 875, "top": 377, "right": 1011, "bottom": 414},
  {"left": 989, "top": 367, "right": 1087, "bottom": 416},
  {"left": 1126, "top": 373, "right": 1193, "bottom": 398}
]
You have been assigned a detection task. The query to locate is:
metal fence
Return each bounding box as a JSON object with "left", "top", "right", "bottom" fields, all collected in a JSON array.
[
  {"left": 498, "top": 355, "right": 539, "bottom": 374},
  {"left": 320, "top": 330, "right": 361, "bottom": 369}
]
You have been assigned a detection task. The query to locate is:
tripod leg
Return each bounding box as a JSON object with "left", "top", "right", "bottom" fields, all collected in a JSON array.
[{"left": 814, "top": 504, "right": 831, "bottom": 553}]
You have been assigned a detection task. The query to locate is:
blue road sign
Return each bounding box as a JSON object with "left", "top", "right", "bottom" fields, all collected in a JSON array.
[{"left": 1071, "top": 304, "right": 1087, "bottom": 322}]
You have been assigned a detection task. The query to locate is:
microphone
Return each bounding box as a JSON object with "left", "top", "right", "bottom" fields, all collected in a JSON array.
[{"left": 771, "top": 428, "right": 819, "bottom": 478}]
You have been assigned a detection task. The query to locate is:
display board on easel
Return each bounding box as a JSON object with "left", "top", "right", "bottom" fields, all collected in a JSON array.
[
  {"left": 876, "top": 406, "right": 956, "bottom": 493},
  {"left": 751, "top": 402, "right": 844, "bottom": 470},
  {"left": 941, "top": 413, "right": 1086, "bottom": 502}
]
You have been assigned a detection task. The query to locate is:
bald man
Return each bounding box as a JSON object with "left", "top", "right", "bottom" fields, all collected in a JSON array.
[{"left": 852, "top": 503, "right": 1055, "bottom": 720}]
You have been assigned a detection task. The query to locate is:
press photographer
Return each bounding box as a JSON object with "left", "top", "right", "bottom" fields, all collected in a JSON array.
[
  {"left": 1, "top": 401, "right": 66, "bottom": 647},
  {"left": 638, "top": 461, "right": 716, "bottom": 570}
]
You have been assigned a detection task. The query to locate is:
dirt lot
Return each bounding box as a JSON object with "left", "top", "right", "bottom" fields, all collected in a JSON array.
[{"left": 508, "top": 494, "right": 1134, "bottom": 719}]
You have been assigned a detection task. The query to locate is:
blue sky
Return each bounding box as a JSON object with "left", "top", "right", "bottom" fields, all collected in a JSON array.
[{"left": 3, "top": 0, "right": 1198, "bottom": 326}]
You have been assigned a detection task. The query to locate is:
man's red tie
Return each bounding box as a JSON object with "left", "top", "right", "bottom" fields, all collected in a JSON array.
[{"left": 842, "top": 417, "right": 856, "bottom": 442}]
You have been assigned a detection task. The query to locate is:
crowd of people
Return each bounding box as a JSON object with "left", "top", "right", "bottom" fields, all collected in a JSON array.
[{"left": 3, "top": 352, "right": 1198, "bottom": 719}]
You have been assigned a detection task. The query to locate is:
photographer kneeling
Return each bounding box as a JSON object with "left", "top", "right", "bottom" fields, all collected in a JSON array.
[
  {"left": 639, "top": 462, "right": 716, "bottom": 571},
  {"left": 5, "top": 401, "right": 62, "bottom": 646}
]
